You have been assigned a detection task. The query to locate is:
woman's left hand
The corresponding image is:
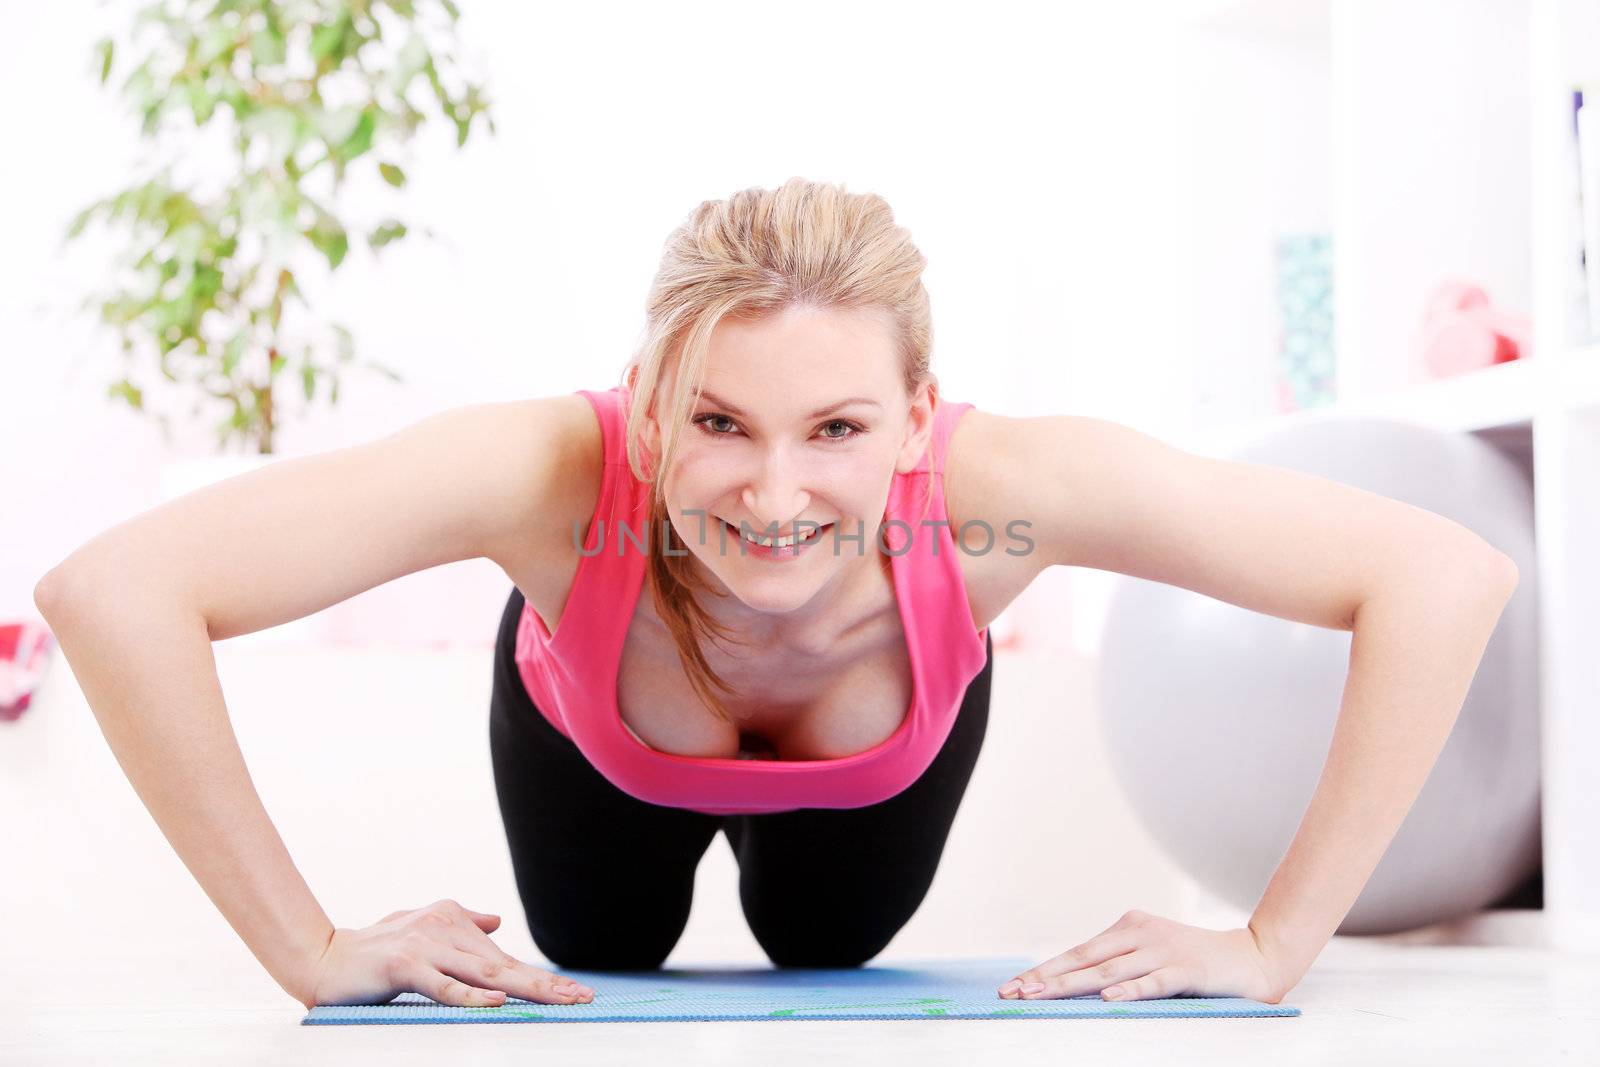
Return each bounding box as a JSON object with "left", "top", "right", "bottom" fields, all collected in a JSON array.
[{"left": 997, "top": 910, "right": 1297, "bottom": 1004}]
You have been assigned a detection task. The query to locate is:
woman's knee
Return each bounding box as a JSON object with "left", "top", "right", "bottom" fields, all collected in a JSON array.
[
  {"left": 742, "top": 888, "right": 907, "bottom": 969},
  {"left": 534, "top": 936, "right": 674, "bottom": 972},
  {"left": 752, "top": 926, "right": 887, "bottom": 970},
  {"left": 526, "top": 911, "right": 682, "bottom": 972}
]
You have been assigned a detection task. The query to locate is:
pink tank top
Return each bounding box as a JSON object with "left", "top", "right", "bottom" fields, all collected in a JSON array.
[{"left": 513, "top": 384, "right": 990, "bottom": 816}]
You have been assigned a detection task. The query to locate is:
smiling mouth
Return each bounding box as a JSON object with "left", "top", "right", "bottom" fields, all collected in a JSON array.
[{"left": 721, "top": 520, "right": 834, "bottom": 549}]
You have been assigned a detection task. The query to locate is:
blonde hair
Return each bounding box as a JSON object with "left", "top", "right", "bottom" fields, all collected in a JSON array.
[{"left": 615, "top": 177, "right": 939, "bottom": 727}]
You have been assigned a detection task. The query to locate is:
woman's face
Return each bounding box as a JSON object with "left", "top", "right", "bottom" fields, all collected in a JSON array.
[{"left": 647, "top": 304, "right": 935, "bottom": 622}]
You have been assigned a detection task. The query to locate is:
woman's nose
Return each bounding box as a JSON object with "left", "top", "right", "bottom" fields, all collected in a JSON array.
[{"left": 740, "top": 448, "right": 809, "bottom": 526}]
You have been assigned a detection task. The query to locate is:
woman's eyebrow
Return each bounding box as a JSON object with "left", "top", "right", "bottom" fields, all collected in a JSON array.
[{"left": 696, "top": 390, "right": 882, "bottom": 419}]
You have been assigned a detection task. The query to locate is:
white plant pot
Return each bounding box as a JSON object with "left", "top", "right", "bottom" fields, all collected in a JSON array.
[{"left": 157, "top": 455, "right": 326, "bottom": 649}]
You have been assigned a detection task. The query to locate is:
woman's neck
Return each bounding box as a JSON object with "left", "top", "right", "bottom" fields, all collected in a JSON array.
[{"left": 687, "top": 543, "right": 892, "bottom": 661}]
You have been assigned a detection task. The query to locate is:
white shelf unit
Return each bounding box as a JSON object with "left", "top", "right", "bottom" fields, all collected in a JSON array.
[
  {"left": 1171, "top": 0, "right": 1600, "bottom": 949},
  {"left": 1527, "top": 0, "right": 1600, "bottom": 951}
]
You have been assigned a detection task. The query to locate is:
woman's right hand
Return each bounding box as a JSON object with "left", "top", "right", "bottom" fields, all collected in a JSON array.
[{"left": 299, "top": 898, "right": 596, "bottom": 1009}]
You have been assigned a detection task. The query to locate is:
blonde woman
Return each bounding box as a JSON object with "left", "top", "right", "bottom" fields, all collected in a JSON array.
[{"left": 35, "top": 178, "right": 1518, "bottom": 1011}]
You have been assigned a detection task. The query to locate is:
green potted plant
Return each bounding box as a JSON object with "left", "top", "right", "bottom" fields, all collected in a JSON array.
[
  {"left": 64, "top": 0, "right": 493, "bottom": 645},
  {"left": 66, "top": 0, "right": 494, "bottom": 497}
]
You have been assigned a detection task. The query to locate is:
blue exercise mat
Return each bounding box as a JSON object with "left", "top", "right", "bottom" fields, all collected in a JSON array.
[{"left": 302, "top": 956, "right": 1300, "bottom": 1023}]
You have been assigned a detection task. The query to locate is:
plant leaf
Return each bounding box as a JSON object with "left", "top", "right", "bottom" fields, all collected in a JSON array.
[
  {"left": 107, "top": 378, "right": 143, "bottom": 410},
  {"left": 196, "top": 23, "right": 238, "bottom": 67},
  {"left": 242, "top": 106, "right": 302, "bottom": 162},
  {"left": 310, "top": 19, "right": 345, "bottom": 63},
  {"left": 94, "top": 38, "right": 114, "bottom": 85},
  {"left": 250, "top": 24, "right": 287, "bottom": 68},
  {"left": 368, "top": 220, "right": 407, "bottom": 248},
  {"left": 186, "top": 81, "right": 217, "bottom": 125},
  {"left": 378, "top": 162, "right": 406, "bottom": 187},
  {"left": 310, "top": 230, "right": 349, "bottom": 271},
  {"left": 337, "top": 107, "right": 377, "bottom": 161},
  {"left": 65, "top": 202, "right": 101, "bottom": 240},
  {"left": 392, "top": 33, "right": 428, "bottom": 95},
  {"left": 222, "top": 332, "right": 247, "bottom": 376},
  {"left": 331, "top": 323, "right": 355, "bottom": 360},
  {"left": 365, "top": 359, "right": 404, "bottom": 383},
  {"left": 311, "top": 104, "right": 362, "bottom": 147}
]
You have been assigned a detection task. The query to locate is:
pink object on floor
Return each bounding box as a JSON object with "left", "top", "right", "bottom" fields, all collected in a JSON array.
[{"left": 0, "top": 619, "right": 55, "bottom": 722}]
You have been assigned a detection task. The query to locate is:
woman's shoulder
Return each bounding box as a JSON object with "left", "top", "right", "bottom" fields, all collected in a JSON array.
[
  {"left": 480, "top": 393, "right": 607, "bottom": 618},
  {"left": 941, "top": 406, "right": 1061, "bottom": 623},
  {"left": 942, "top": 406, "right": 1027, "bottom": 536},
  {"left": 498, "top": 392, "right": 607, "bottom": 510}
]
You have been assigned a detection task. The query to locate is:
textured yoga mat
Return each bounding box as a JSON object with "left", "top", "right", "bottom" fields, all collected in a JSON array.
[{"left": 303, "top": 956, "right": 1300, "bottom": 1024}]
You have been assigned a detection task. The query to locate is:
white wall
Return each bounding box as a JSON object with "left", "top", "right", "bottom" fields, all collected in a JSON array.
[
  {"left": 1176, "top": 17, "right": 1335, "bottom": 433},
  {"left": 1332, "top": 0, "right": 1532, "bottom": 398},
  {"left": 1, "top": 0, "right": 1189, "bottom": 653}
]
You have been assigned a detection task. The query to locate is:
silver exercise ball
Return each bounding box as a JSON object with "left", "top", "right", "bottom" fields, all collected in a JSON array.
[{"left": 1095, "top": 417, "right": 1540, "bottom": 935}]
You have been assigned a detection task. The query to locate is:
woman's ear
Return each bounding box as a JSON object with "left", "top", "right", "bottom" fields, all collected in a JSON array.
[
  {"left": 624, "top": 365, "right": 664, "bottom": 477},
  {"left": 894, "top": 380, "right": 938, "bottom": 475},
  {"left": 626, "top": 367, "right": 656, "bottom": 438}
]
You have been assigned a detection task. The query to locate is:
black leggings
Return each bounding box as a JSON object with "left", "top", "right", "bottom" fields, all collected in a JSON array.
[{"left": 488, "top": 585, "right": 993, "bottom": 971}]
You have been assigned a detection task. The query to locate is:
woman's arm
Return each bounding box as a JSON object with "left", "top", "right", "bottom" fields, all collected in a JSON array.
[
  {"left": 32, "top": 395, "right": 600, "bottom": 1005},
  {"left": 977, "top": 413, "right": 1517, "bottom": 998},
  {"left": 35, "top": 593, "right": 336, "bottom": 1001},
  {"left": 1247, "top": 562, "right": 1514, "bottom": 990}
]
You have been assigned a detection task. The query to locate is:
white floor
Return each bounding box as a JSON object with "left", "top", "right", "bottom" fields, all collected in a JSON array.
[{"left": 3, "top": 637, "right": 1596, "bottom": 1064}]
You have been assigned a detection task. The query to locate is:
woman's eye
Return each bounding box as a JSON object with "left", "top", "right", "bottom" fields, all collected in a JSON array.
[{"left": 692, "top": 414, "right": 862, "bottom": 441}]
